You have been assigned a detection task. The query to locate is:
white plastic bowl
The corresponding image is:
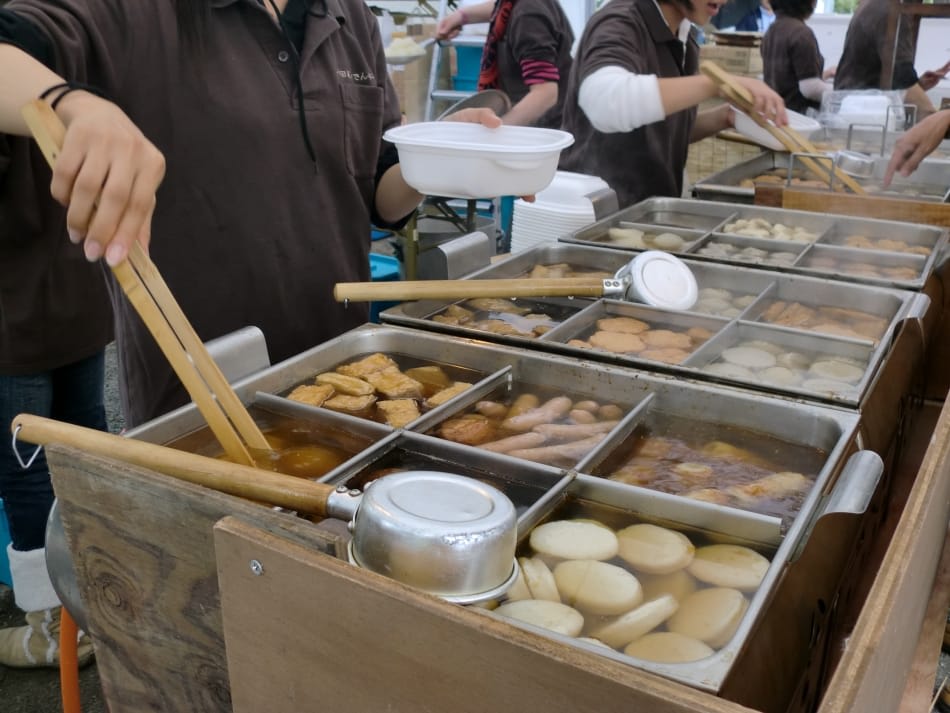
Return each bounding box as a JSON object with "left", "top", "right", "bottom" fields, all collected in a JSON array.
[
  {"left": 732, "top": 108, "right": 821, "bottom": 151},
  {"left": 384, "top": 122, "right": 574, "bottom": 199}
]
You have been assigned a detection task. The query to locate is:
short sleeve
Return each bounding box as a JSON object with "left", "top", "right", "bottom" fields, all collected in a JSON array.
[{"left": 789, "top": 25, "right": 823, "bottom": 81}]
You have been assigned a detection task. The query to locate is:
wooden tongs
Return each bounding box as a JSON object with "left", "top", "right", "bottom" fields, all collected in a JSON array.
[
  {"left": 700, "top": 60, "right": 867, "bottom": 196},
  {"left": 22, "top": 100, "right": 271, "bottom": 467}
]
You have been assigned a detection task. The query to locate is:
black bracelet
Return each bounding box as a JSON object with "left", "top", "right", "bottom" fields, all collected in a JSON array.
[{"left": 38, "top": 80, "right": 109, "bottom": 110}]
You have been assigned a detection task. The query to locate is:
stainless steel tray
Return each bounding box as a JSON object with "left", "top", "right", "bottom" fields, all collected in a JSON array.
[
  {"left": 124, "top": 322, "right": 869, "bottom": 692},
  {"left": 692, "top": 151, "right": 950, "bottom": 205},
  {"left": 379, "top": 244, "right": 928, "bottom": 407},
  {"left": 560, "top": 197, "right": 948, "bottom": 290}
]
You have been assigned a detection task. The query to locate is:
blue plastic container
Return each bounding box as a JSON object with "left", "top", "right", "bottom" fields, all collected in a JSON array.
[
  {"left": 369, "top": 254, "right": 402, "bottom": 323},
  {"left": 0, "top": 498, "right": 12, "bottom": 587},
  {"left": 451, "top": 76, "right": 479, "bottom": 92},
  {"left": 455, "top": 46, "right": 483, "bottom": 81}
]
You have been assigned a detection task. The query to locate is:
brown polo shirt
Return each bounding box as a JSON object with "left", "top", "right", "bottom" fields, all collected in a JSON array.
[
  {"left": 558, "top": 0, "right": 698, "bottom": 208},
  {"left": 834, "top": 0, "right": 919, "bottom": 91},
  {"left": 762, "top": 15, "right": 824, "bottom": 114},
  {"left": 9, "top": 0, "right": 403, "bottom": 425},
  {"left": 496, "top": 0, "right": 574, "bottom": 129},
  {"left": 0, "top": 136, "right": 113, "bottom": 374}
]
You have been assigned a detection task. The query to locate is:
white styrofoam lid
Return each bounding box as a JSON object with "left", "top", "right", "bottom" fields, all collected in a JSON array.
[{"left": 628, "top": 251, "right": 698, "bottom": 311}]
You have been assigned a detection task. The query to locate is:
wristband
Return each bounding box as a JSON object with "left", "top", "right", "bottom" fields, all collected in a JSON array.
[{"left": 458, "top": 8, "right": 468, "bottom": 25}]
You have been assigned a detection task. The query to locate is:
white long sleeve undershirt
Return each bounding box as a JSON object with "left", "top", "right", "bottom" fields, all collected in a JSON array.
[
  {"left": 578, "top": 66, "right": 667, "bottom": 132},
  {"left": 798, "top": 76, "right": 832, "bottom": 102}
]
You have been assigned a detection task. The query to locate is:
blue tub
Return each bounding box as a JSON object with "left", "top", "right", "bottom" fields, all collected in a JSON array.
[{"left": 0, "top": 499, "right": 12, "bottom": 587}]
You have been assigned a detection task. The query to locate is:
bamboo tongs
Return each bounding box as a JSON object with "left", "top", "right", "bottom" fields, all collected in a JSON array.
[
  {"left": 22, "top": 100, "right": 271, "bottom": 467},
  {"left": 699, "top": 61, "right": 867, "bottom": 196}
]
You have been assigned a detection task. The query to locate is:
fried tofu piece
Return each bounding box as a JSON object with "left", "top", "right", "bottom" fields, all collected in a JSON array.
[
  {"left": 316, "top": 372, "right": 374, "bottom": 396},
  {"left": 335, "top": 353, "right": 399, "bottom": 379},
  {"left": 364, "top": 367, "right": 424, "bottom": 400},
  {"left": 323, "top": 394, "right": 377, "bottom": 414},
  {"left": 438, "top": 414, "right": 498, "bottom": 445},
  {"left": 404, "top": 365, "right": 452, "bottom": 394},
  {"left": 377, "top": 399, "right": 421, "bottom": 428},
  {"left": 286, "top": 383, "right": 335, "bottom": 407},
  {"left": 425, "top": 381, "right": 473, "bottom": 409}
]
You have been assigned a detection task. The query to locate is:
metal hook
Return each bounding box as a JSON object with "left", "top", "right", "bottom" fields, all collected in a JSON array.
[{"left": 11, "top": 424, "right": 43, "bottom": 470}]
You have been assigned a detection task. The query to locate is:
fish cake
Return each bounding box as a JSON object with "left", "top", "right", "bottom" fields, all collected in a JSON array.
[
  {"left": 364, "top": 367, "right": 424, "bottom": 400},
  {"left": 588, "top": 330, "right": 645, "bottom": 353},
  {"left": 286, "top": 383, "right": 335, "bottom": 407},
  {"left": 335, "top": 352, "right": 398, "bottom": 378},
  {"left": 466, "top": 298, "right": 530, "bottom": 315},
  {"left": 376, "top": 399, "right": 421, "bottom": 428},
  {"left": 641, "top": 329, "right": 691, "bottom": 349},
  {"left": 596, "top": 316, "right": 649, "bottom": 334},
  {"left": 316, "top": 372, "right": 375, "bottom": 396}
]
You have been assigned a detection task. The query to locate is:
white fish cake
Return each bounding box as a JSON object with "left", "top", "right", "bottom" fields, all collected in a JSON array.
[
  {"left": 808, "top": 359, "right": 864, "bottom": 384},
  {"left": 589, "top": 594, "right": 679, "bottom": 649},
  {"left": 721, "top": 346, "right": 777, "bottom": 370},
  {"left": 702, "top": 362, "right": 759, "bottom": 381},
  {"left": 687, "top": 544, "right": 770, "bottom": 591},
  {"left": 776, "top": 351, "right": 811, "bottom": 370},
  {"left": 495, "top": 599, "right": 584, "bottom": 637},
  {"left": 651, "top": 232, "right": 686, "bottom": 251},
  {"left": 553, "top": 559, "right": 643, "bottom": 615},
  {"left": 518, "top": 556, "right": 560, "bottom": 602},
  {"left": 505, "top": 563, "right": 533, "bottom": 601},
  {"left": 624, "top": 631, "right": 714, "bottom": 663},
  {"left": 639, "top": 568, "right": 699, "bottom": 603},
  {"left": 529, "top": 520, "right": 619, "bottom": 561},
  {"left": 617, "top": 523, "right": 695, "bottom": 575},
  {"left": 758, "top": 366, "right": 801, "bottom": 386},
  {"left": 667, "top": 587, "right": 748, "bottom": 648}
]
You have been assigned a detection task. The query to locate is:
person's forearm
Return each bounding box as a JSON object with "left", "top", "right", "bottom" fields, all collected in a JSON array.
[
  {"left": 691, "top": 104, "right": 730, "bottom": 142},
  {"left": 657, "top": 75, "right": 719, "bottom": 116},
  {"left": 452, "top": 1, "right": 494, "bottom": 26},
  {"left": 0, "top": 43, "right": 67, "bottom": 134},
  {"left": 502, "top": 83, "right": 557, "bottom": 126},
  {"left": 905, "top": 83, "right": 937, "bottom": 121},
  {"left": 375, "top": 164, "right": 422, "bottom": 224}
]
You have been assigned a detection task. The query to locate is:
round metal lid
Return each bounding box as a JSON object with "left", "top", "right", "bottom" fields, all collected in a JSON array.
[{"left": 627, "top": 250, "right": 698, "bottom": 311}]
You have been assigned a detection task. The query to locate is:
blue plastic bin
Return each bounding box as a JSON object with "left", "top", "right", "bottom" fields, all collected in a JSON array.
[
  {"left": 452, "top": 45, "right": 482, "bottom": 91},
  {"left": 369, "top": 254, "right": 402, "bottom": 323},
  {"left": 0, "top": 498, "right": 12, "bottom": 587}
]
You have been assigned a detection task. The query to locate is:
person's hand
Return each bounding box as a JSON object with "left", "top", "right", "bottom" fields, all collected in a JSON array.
[
  {"left": 51, "top": 91, "right": 165, "bottom": 267},
  {"left": 436, "top": 11, "right": 464, "bottom": 40},
  {"left": 883, "top": 109, "right": 950, "bottom": 187},
  {"left": 440, "top": 106, "right": 503, "bottom": 128},
  {"left": 918, "top": 59, "right": 950, "bottom": 92},
  {"left": 822, "top": 65, "right": 836, "bottom": 81},
  {"left": 730, "top": 75, "right": 788, "bottom": 126}
]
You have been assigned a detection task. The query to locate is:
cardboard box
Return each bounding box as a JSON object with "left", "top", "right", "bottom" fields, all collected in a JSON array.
[{"left": 700, "top": 43, "right": 763, "bottom": 77}]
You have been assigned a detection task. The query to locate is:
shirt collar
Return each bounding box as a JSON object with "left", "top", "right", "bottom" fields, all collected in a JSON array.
[
  {"left": 646, "top": 0, "right": 692, "bottom": 44},
  {"left": 210, "top": 0, "right": 346, "bottom": 22}
]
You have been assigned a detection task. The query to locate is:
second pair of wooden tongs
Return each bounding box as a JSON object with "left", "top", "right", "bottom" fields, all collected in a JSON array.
[
  {"left": 22, "top": 100, "right": 270, "bottom": 467},
  {"left": 700, "top": 60, "right": 867, "bottom": 196}
]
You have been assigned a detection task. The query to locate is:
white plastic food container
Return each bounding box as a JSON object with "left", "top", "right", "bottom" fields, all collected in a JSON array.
[
  {"left": 384, "top": 122, "right": 575, "bottom": 199},
  {"left": 732, "top": 108, "right": 821, "bottom": 152}
]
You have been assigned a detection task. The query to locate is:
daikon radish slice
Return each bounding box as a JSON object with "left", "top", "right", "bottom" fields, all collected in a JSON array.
[
  {"left": 624, "top": 631, "right": 714, "bottom": 663},
  {"left": 687, "top": 544, "right": 770, "bottom": 591},
  {"left": 617, "top": 523, "right": 695, "bottom": 575},
  {"left": 505, "top": 563, "right": 532, "bottom": 601},
  {"left": 808, "top": 359, "right": 864, "bottom": 383},
  {"left": 639, "top": 569, "right": 699, "bottom": 603},
  {"left": 553, "top": 560, "right": 643, "bottom": 615},
  {"left": 721, "top": 346, "right": 776, "bottom": 370},
  {"left": 529, "top": 520, "right": 619, "bottom": 561},
  {"left": 518, "top": 556, "right": 560, "bottom": 602},
  {"left": 495, "top": 599, "right": 584, "bottom": 637},
  {"left": 667, "top": 587, "right": 748, "bottom": 648},
  {"left": 589, "top": 594, "right": 679, "bottom": 649}
]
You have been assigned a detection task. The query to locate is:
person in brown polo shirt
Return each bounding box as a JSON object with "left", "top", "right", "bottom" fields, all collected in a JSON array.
[
  {"left": 559, "top": 0, "right": 786, "bottom": 208},
  {"left": 834, "top": 0, "right": 949, "bottom": 121},
  {"left": 437, "top": 0, "right": 574, "bottom": 129},
  {"left": 761, "top": 0, "right": 833, "bottom": 114}
]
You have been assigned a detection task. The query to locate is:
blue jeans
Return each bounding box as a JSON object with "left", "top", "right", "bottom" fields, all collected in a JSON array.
[{"left": 0, "top": 351, "right": 107, "bottom": 551}]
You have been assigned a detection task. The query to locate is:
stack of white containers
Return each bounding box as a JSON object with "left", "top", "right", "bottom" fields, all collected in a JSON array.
[{"left": 510, "top": 171, "right": 608, "bottom": 253}]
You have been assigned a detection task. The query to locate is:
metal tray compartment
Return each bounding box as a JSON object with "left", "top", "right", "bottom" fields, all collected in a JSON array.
[
  {"left": 692, "top": 151, "right": 950, "bottom": 205},
  {"left": 126, "top": 322, "right": 867, "bottom": 695},
  {"left": 560, "top": 197, "right": 948, "bottom": 290}
]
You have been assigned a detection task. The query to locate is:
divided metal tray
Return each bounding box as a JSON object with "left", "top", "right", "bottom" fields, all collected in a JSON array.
[
  {"left": 692, "top": 151, "right": 950, "bottom": 205},
  {"left": 126, "top": 323, "right": 870, "bottom": 693},
  {"left": 379, "top": 243, "right": 929, "bottom": 408},
  {"left": 559, "top": 197, "right": 948, "bottom": 291}
]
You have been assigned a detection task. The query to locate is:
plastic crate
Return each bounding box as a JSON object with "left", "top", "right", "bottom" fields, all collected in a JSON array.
[
  {"left": 455, "top": 46, "right": 482, "bottom": 81},
  {"left": 369, "top": 254, "right": 402, "bottom": 323},
  {"left": 0, "top": 499, "right": 12, "bottom": 587}
]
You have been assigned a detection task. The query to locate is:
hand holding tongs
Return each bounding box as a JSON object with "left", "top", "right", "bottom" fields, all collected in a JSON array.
[
  {"left": 700, "top": 61, "right": 867, "bottom": 196},
  {"left": 21, "top": 100, "right": 271, "bottom": 466}
]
